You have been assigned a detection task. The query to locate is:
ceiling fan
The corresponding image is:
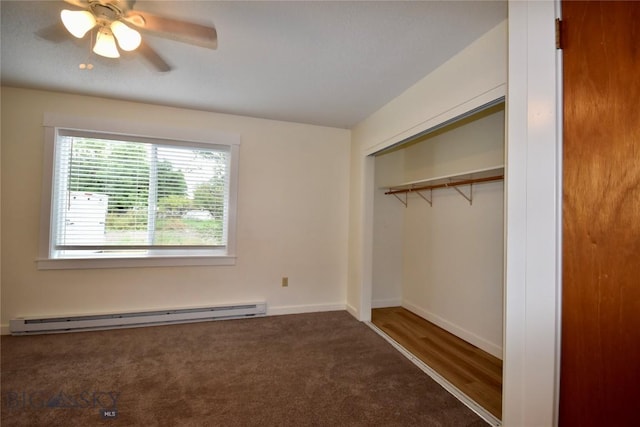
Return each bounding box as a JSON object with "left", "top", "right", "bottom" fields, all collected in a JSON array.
[{"left": 38, "top": 0, "right": 217, "bottom": 72}]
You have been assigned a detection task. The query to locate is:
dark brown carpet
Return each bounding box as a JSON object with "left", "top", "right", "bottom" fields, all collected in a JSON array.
[{"left": 1, "top": 311, "right": 486, "bottom": 426}]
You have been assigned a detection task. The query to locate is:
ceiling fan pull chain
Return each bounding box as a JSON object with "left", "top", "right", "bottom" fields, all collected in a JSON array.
[{"left": 79, "top": 29, "right": 94, "bottom": 70}]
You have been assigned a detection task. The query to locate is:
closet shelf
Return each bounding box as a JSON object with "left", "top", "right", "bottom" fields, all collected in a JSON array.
[{"left": 383, "top": 166, "right": 504, "bottom": 207}]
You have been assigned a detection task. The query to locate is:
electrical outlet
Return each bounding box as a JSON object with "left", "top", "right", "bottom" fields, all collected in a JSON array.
[{"left": 282, "top": 277, "right": 288, "bottom": 287}]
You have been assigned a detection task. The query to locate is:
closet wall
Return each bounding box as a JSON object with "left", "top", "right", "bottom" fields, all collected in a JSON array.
[{"left": 373, "top": 105, "right": 505, "bottom": 358}]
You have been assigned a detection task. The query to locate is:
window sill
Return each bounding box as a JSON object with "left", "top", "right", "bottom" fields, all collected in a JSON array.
[{"left": 36, "top": 255, "right": 237, "bottom": 270}]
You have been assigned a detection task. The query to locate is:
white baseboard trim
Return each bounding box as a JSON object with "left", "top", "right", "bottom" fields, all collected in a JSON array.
[
  {"left": 402, "top": 301, "right": 503, "bottom": 360},
  {"left": 346, "top": 303, "right": 359, "bottom": 319},
  {"left": 372, "top": 298, "right": 402, "bottom": 308},
  {"left": 267, "top": 303, "right": 346, "bottom": 316},
  {"left": 1, "top": 324, "right": 10, "bottom": 335},
  {"left": 367, "top": 322, "right": 501, "bottom": 427}
]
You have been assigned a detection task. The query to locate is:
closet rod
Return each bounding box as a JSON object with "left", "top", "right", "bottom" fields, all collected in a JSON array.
[{"left": 385, "top": 174, "right": 503, "bottom": 195}]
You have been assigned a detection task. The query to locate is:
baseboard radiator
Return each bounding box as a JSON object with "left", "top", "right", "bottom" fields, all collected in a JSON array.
[{"left": 9, "top": 302, "right": 267, "bottom": 335}]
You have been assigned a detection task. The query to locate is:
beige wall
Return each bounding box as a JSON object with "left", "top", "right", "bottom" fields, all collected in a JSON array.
[
  {"left": 348, "top": 20, "right": 507, "bottom": 320},
  {"left": 0, "top": 87, "right": 351, "bottom": 332}
]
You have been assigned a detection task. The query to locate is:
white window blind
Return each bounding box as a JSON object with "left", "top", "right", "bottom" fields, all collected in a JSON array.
[{"left": 51, "top": 130, "right": 231, "bottom": 259}]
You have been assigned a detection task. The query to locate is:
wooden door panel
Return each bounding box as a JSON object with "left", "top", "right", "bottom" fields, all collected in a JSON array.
[{"left": 560, "top": 1, "right": 640, "bottom": 426}]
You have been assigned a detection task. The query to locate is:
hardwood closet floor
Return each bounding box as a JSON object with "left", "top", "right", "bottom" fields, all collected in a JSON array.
[{"left": 371, "top": 307, "right": 502, "bottom": 420}]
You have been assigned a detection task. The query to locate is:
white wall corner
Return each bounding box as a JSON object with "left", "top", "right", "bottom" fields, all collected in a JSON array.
[
  {"left": 345, "top": 303, "right": 359, "bottom": 320},
  {"left": 358, "top": 155, "right": 375, "bottom": 322}
]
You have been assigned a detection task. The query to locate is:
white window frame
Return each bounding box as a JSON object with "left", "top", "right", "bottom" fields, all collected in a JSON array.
[{"left": 37, "top": 113, "right": 240, "bottom": 269}]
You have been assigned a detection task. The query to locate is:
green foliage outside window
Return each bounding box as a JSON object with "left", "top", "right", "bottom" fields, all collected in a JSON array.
[{"left": 65, "top": 138, "right": 226, "bottom": 245}]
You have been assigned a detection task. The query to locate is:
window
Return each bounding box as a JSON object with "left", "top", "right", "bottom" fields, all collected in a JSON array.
[{"left": 39, "top": 114, "right": 239, "bottom": 269}]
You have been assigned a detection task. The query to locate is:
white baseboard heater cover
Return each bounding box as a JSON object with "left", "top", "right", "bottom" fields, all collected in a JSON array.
[{"left": 10, "top": 302, "right": 267, "bottom": 335}]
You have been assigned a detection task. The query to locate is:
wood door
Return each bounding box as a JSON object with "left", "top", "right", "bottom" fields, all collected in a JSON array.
[{"left": 560, "top": 1, "right": 640, "bottom": 426}]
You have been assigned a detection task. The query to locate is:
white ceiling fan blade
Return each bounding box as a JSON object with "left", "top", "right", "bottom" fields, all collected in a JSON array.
[
  {"left": 36, "top": 23, "right": 70, "bottom": 43},
  {"left": 124, "top": 11, "right": 217, "bottom": 49},
  {"left": 136, "top": 41, "right": 172, "bottom": 72}
]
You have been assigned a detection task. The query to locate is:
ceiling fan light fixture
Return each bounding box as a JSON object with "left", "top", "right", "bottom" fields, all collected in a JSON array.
[
  {"left": 60, "top": 9, "right": 96, "bottom": 38},
  {"left": 93, "top": 28, "right": 120, "bottom": 58},
  {"left": 110, "top": 21, "right": 141, "bottom": 51}
]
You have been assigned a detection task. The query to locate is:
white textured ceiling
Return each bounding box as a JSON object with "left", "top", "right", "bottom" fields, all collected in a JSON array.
[{"left": 1, "top": 1, "right": 506, "bottom": 128}]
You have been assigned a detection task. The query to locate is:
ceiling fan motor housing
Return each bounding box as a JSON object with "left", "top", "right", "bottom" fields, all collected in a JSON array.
[{"left": 89, "top": 1, "right": 123, "bottom": 23}]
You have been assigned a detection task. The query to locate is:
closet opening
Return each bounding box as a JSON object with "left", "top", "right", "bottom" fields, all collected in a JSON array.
[{"left": 369, "top": 101, "right": 505, "bottom": 424}]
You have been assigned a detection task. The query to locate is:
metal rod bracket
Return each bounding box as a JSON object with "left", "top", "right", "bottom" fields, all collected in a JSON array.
[
  {"left": 415, "top": 189, "right": 433, "bottom": 207},
  {"left": 451, "top": 183, "right": 473, "bottom": 205},
  {"left": 392, "top": 192, "right": 407, "bottom": 207}
]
